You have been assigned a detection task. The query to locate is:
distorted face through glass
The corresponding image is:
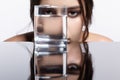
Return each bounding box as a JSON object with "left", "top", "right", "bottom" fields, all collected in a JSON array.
[
  {"left": 36, "top": 0, "right": 84, "bottom": 41},
  {"left": 33, "top": 0, "right": 92, "bottom": 80}
]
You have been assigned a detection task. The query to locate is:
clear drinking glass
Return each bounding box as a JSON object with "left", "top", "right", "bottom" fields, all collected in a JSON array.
[{"left": 34, "top": 5, "right": 67, "bottom": 80}]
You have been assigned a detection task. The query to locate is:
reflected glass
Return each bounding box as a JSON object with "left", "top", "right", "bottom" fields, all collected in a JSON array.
[{"left": 33, "top": 42, "right": 93, "bottom": 80}]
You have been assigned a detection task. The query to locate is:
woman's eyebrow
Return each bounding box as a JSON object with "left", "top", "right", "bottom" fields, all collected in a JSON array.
[{"left": 67, "top": 6, "right": 80, "bottom": 10}]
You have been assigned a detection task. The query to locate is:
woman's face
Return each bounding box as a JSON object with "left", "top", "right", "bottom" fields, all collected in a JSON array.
[
  {"left": 40, "top": 0, "right": 84, "bottom": 41},
  {"left": 36, "top": 0, "right": 84, "bottom": 78}
]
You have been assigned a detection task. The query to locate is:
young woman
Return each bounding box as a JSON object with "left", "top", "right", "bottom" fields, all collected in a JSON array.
[
  {"left": 5, "top": 0, "right": 111, "bottom": 80},
  {"left": 5, "top": 0, "right": 112, "bottom": 42},
  {"left": 27, "top": 0, "right": 94, "bottom": 80}
]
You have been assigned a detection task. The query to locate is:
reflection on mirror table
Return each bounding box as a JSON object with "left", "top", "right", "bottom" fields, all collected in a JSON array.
[{"left": 0, "top": 42, "right": 120, "bottom": 80}]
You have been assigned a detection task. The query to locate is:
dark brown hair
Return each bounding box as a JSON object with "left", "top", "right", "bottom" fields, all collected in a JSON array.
[{"left": 79, "top": 42, "right": 93, "bottom": 80}]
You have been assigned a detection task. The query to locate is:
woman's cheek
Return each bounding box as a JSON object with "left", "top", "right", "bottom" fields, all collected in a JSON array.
[{"left": 67, "top": 17, "right": 83, "bottom": 41}]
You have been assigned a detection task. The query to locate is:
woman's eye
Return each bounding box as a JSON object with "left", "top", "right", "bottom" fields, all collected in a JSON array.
[
  {"left": 68, "top": 64, "right": 79, "bottom": 71},
  {"left": 42, "top": 9, "right": 56, "bottom": 15},
  {"left": 67, "top": 64, "right": 80, "bottom": 74},
  {"left": 68, "top": 11, "right": 81, "bottom": 18},
  {"left": 44, "top": 10, "right": 54, "bottom": 15}
]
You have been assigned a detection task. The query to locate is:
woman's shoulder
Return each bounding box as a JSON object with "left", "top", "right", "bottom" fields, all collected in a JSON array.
[
  {"left": 4, "top": 32, "right": 112, "bottom": 42},
  {"left": 4, "top": 32, "right": 34, "bottom": 42},
  {"left": 86, "top": 32, "right": 113, "bottom": 42}
]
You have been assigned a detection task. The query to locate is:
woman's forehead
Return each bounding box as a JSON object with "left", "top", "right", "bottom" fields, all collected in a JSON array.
[{"left": 40, "top": 0, "right": 79, "bottom": 7}]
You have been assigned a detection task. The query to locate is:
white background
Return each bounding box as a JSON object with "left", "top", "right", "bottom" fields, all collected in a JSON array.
[{"left": 0, "top": 0, "right": 120, "bottom": 41}]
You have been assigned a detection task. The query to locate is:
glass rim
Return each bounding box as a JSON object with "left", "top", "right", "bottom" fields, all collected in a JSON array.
[
  {"left": 34, "top": 5, "right": 67, "bottom": 8},
  {"left": 35, "top": 75, "right": 67, "bottom": 80},
  {"left": 34, "top": 5, "right": 67, "bottom": 17}
]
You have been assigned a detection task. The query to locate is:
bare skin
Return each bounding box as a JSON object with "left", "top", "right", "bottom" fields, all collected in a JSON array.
[{"left": 4, "top": 31, "right": 112, "bottom": 42}]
